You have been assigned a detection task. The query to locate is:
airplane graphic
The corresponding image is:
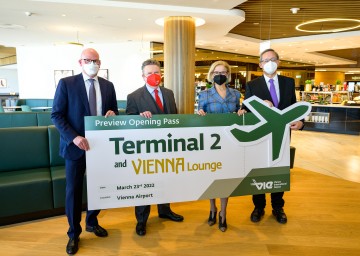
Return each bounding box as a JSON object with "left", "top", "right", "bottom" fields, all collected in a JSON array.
[{"left": 227, "top": 96, "right": 311, "bottom": 165}]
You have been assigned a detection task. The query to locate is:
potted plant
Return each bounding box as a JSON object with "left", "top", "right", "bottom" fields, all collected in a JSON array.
[
  {"left": 335, "top": 79, "right": 341, "bottom": 91},
  {"left": 305, "top": 80, "right": 312, "bottom": 91}
]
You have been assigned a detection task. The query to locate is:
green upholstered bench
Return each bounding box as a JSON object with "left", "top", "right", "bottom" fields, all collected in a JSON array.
[
  {"left": 37, "top": 112, "right": 53, "bottom": 126},
  {"left": 0, "top": 112, "right": 53, "bottom": 128},
  {"left": 0, "top": 127, "right": 53, "bottom": 220},
  {"left": 48, "top": 126, "right": 87, "bottom": 209},
  {"left": 0, "top": 112, "right": 38, "bottom": 128}
]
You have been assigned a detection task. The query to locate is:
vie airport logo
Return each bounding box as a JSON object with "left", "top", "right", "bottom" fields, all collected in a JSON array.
[
  {"left": 250, "top": 178, "right": 288, "bottom": 191},
  {"left": 251, "top": 179, "right": 274, "bottom": 190}
]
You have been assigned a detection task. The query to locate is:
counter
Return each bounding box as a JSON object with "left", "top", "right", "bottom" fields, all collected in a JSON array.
[{"left": 303, "top": 104, "right": 360, "bottom": 135}]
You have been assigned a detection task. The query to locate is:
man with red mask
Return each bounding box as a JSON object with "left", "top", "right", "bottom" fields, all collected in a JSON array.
[{"left": 126, "top": 59, "right": 184, "bottom": 236}]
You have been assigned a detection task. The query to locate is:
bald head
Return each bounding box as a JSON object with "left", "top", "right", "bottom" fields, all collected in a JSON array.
[
  {"left": 80, "top": 48, "right": 99, "bottom": 60},
  {"left": 79, "top": 48, "right": 101, "bottom": 78}
]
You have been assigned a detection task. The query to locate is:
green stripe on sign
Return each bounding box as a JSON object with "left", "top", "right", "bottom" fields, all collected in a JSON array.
[
  {"left": 230, "top": 167, "right": 290, "bottom": 196},
  {"left": 85, "top": 113, "right": 260, "bottom": 131},
  {"left": 198, "top": 178, "right": 244, "bottom": 200}
]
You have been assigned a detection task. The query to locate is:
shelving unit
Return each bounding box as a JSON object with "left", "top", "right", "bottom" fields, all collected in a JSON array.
[
  {"left": 305, "top": 112, "right": 330, "bottom": 123},
  {"left": 301, "top": 91, "right": 349, "bottom": 104}
]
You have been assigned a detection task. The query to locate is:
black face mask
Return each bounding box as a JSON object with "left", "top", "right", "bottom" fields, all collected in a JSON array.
[{"left": 213, "top": 74, "right": 227, "bottom": 85}]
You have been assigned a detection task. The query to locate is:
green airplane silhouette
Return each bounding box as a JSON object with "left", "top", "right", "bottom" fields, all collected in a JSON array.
[{"left": 230, "top": 96, "right": 311, "bottom": 163}]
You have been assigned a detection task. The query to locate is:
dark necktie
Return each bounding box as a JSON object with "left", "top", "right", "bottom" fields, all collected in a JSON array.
[
  {"left": 269, "top": 78, "right": 279, "bottom": 108},
  {"left": 89, "top": 79, "right": 97, "bottom": 116},
  {"left": 154, "top": 89, "right": 164, "bottom": 112}
]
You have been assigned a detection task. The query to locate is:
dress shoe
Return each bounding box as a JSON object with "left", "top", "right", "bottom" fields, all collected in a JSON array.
[
  {"left": 208, "top": 210, "right": 217, "bottom": 226},
  {"left": 159, "top": 210, "right": 184, "bottom": 222},
  {"left": 250, "top": 208, "right": 265, "bottom": 223},
  {"left": 218, "top": 211, "right": 227, "bottom": 232},
  {"left": 86, "top": 224, "right": 108, "bottom": 237},
  {"left": 136, "top": 222, "right": 146, "bottom": 236},
  {"left": 272, "top": 208, "right": 287, "bottom": 224},
  {"left": 66, "top": 237, "right": 79, "bottom": 255}
]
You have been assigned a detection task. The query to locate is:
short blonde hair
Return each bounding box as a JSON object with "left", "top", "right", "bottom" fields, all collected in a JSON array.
[{"left": 207, "top": 60, "right": 231, "bottom": 83}]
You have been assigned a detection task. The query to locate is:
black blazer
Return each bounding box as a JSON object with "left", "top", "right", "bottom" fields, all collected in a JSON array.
[
  {"left": 126, "top": 85, "right": 178, "bottom": 115},
  {"left": 242, "top": 75, "right": 297, "bottom": 111}
]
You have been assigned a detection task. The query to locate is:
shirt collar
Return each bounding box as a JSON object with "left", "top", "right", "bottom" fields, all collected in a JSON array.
[
  {"left": 145, "top": 84, "right": 160, "bottom": 94},
  {"left": 82, "top": 72, "right": 98, "bottom": 83},
  {"left": 263, "top": 74, "right": 278, "bottom": 83}
]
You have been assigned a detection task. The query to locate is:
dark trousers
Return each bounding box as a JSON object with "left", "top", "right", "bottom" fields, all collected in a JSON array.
[
  {"left": 65, "top": 156, "right": 100, "bottom": 239},
  {"left": 135, "top": 203, "right": 171, "bottom": 224},
  {"left": 252, "top": 192, "right": 284, "bottom": 210}
]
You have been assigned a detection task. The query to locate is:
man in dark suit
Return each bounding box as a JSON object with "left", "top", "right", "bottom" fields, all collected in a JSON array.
[
  {"left": 51, "top": 48, "right": 118, "bottom": 255},
  {"left": 241, "top": 48, "right": 304, "bottom": 224},
  {"left": 126, "top": 59, "right": 184, "bottom": 236}
]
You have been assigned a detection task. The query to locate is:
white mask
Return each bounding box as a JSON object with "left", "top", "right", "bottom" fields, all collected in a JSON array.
[
  {"left": 83, "top": 62, "right": 99, "bottom": 77},
  {"left": 263, "top": 61, "right": 277, "bottom": 75}
]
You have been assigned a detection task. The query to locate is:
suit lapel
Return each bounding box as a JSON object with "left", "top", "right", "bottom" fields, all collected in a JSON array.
[
  {"left": 142, "top": 86, "right": 160, "bottom": 114},
  {"left": 159, "top": 87, "right": 170, "bottom": 113},
  {"left": 75, "top": 74, "right": 90, "bottom": 114},
  {"left": 99, "top": 79, "right": 107, "bottom": 115},
  {"left": 259, "top": 76, "right": 272, "bottom": 101},
  {"left": 277, "top": 75, "right": 287, "bottom": 109}
]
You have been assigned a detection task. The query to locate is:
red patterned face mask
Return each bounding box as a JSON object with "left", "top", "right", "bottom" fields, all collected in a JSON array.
[{"left": 146, "top": 73, "right": 162, "bottom": 87}]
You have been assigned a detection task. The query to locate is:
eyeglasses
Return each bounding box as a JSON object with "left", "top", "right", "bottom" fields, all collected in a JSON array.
[
  {"left": 213, "top": 71, "right": 228, "bottom": 75},
  {"left": 260, "top": 57, "right": 278, "bottom": 63},
  {"left": 82, "top": 59, "right": 100, "bottom": 65}
]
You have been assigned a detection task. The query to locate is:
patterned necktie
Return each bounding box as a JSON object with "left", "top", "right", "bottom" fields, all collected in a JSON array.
[
  {"left": 154, "top": 89, "right": 164, "bottom": 112},
  {"left": 269, "top": 78, "right": 279, "bottom": 108},
  {"left": 89, "top": 79, "right": 97, "bottom": 116}
]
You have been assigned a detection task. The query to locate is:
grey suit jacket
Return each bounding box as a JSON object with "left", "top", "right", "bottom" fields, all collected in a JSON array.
[{"left": 126, "top": 85, "right": 177, "bottom": 115}]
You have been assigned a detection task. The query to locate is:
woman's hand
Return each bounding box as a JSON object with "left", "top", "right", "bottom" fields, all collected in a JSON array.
[{"left": 197, "top": 109, "right": 206, "bottom": 116}]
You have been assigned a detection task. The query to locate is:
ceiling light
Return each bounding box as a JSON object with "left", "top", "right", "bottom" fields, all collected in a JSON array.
[
  {"left": 0, "top": 24, "right": 25, "bottom": 29},
  {"left": 296, "top": 18, "right": 360, "bottom": 33},
  {"left": 290, "top": 8, "right": 300, "bottom": 14},
  {"left": 155, "top": 17, "right": 205, "bottom": 27}
]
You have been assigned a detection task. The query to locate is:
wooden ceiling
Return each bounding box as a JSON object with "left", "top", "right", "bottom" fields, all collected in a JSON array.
[{"left": 232, "top": 0, "right": 360, "bottom": 41}]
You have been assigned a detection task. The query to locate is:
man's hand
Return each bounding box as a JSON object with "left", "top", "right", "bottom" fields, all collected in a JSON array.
[
  {"left": 290, "top": 120, "right": 304, "bottom": 130},
  {"left": 264, "top": 100, "right": 274, "bottom": 107},
  {"left": 73, "top": 136, "right": 90, "bottom": 151},
  {"left": 105, "top": 110, "right": 116, "bottom": 117},
  {"left": 140, "top": 111, "right": 152, "bottom": 118}
]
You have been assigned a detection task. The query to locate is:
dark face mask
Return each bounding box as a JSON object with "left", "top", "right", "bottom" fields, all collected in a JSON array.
[{"left": 213, "top": 74, "right": 227, "bottom": 85}]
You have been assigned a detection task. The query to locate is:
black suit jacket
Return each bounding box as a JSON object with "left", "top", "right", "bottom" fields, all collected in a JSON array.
[
  {"left": 242, "top": 75, "right": 297, "bottom": 111},
  {"left": 126, "top": 85, "right": 178, "bottom": 115}
]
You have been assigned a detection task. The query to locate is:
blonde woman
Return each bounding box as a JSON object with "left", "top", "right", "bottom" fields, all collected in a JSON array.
[{"left": 198, "top": 60, "right": 242, "bottom": 232}]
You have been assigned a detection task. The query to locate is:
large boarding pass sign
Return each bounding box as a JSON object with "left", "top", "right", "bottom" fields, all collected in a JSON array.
[{"left": 85, "top": 96, "right": 311, "bottom": 210}]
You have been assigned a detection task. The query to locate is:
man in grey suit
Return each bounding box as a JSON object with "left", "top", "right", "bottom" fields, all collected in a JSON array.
[
  {"left": 241, "top": 48, "right": 304, "bottom": 225},
  {"left": 126, "top": 59, "right": 184, "bottom": 236}
]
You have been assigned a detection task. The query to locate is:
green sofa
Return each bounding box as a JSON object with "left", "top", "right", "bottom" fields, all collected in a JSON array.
[
  {"left": 0, "top": 112, "right": 53, "bottom": 128},
  {"left": 0, "top": 126, "right": 87, "bottom": 226}
]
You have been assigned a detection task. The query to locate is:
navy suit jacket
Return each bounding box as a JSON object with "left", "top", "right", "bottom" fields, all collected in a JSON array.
[
  {"left": 126, "top": 85, "right": 177, "bottom": 115},
  {"left": 51, "top": 73, "right": 118, "bottom": 160},
  {"left": 242, "top": 75, "right": 297, "bottom": 111}
]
